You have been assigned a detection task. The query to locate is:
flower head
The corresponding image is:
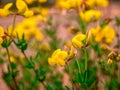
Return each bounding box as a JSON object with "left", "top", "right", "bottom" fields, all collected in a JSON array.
[
  {"left": 86, "top": 0, "right": 109, "bottom": 8},
  {"left": 72, "top": 33, "right": 86, "bottom": 48},
  {"left": 0, "top": 3, "right": 13, "bottom": 17},
  {"left": 90, "top": 25, "right": 115, "bottom": 44},
  {"left": 79, "top": 10, "right": 102, "bottom": 23},
  {"left": 16, "top": 0, "right": 33, "bottom": 17},
  {"left": 48, "top": 49, "right": 68, "bottom": 66}
]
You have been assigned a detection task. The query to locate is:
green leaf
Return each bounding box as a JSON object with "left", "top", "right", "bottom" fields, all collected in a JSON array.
[
  {"left": 45, "top": 29, "right": 56, "bottom": 37},
  {"left": 25, "top": 62, "right": 33, "bottom": 69},
  {"left": 38, "top": 69, "right": 46, "bottom": 82},
  {"left": 16, "top": 34, "right": 28, "bottom": 51},
  {"left": 78, "top": 18, "right": 87, "bottom": 33},
  {"left": 115, "top": 17, "right": 120, "bottom": 26},
  {"left": 13, "top": 70, "right": 19, "bottom": 78},
  {"left": 0, "top": 58, "right": 3, "bottom": 64},
  {"left": 46, "top": 83, "right": 53, "bottom": 90},
  {"left": 30, "top": 56, "right": 35, "bottom": 67},
  {"left": 91, "top": 43, "right": 101, "bottom": 56},
  {"left": 11, "top": 62, "right": 17, "bottom": 69},
  {"left": 1, "top": 40, "right": 12, "bottom": 48}
]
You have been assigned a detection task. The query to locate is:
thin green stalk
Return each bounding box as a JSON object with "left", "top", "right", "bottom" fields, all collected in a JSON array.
[
  {"left": 66, "top": 63, "right": 74, "bottom": 88},
  {"left": 75, "top": 59, "right": 81, "bottom": 74},
  {"left": 6, "top": 43, "right": 18, "bottom": 90},
  {"left": 11, "top": 13, "right": 17, "bottom": 36},
  {"left": 84, "top": 48, "right": 88, "bottom": 90},
  {"left": 84, "top": 49, "right": 87, "bottom": 71},
  {"left": 21, "top": 50, "right": 46, "bottom": 88}
]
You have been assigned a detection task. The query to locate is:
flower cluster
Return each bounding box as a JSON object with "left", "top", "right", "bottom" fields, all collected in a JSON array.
[
  {"left": 48, "top": 49, "right": 68, "bottom": 66},
  {"left": 72, "top": 33, "right": 86, "bottom": 48},
  {"left": 107, "top": 51, "right": 120, "bottom": 64},
  {"left": 16, "top": 0, "right": 33, "bottom": 17},
  {"left": 79, "top": 9, "right": 102, "bottom": 23},
  {"left": 8, "top": 17, "right": 44, "bottom": 41},
  {"left": 57, "top": 0, "right": 82, "bottom": 9},
  {"left": 86, "top": 0, "right": 109, "bottom": 8},
  {"left": 90, "top": 25, "right": 115, "bottom": 44}
]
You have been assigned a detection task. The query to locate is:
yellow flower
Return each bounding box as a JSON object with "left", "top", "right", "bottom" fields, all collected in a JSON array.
[
  {"left": 95, "top": 0, "right": 109, "bottom": 7},
  {"left": 16, "top": 0, "right": 33, "bottom": 17},
  {"left": 0, "top": 26, "right": 4, "bottom": 36},
  {"left": 90, "top": 26, "right": 103, "bottom": 42},
  {"left": 39, "top": 42, "right": 51, "bottom": 52},
  {"left": 0, "top": 38, "right": 3, "bottom": 44},
  {"left": 57, "top": 0, "right": 82, "bottom": 9},
  {"left": 72, "top": 33, "right": 86, "bottom": 48},
  {"left": 40, "top": 8, "right": 49, "bottom": 16},
  {"left": 23, "top": 10, "right": 34, "bottom": 17},
  {"left": 37, "top": 15, "right": 47, "bottom": 22},
  {"left": 48, "top": 49, "right": 68, "bottom": 66},
  {"left": 38, "top": 0, "right": 47, "bottom": 3},
  {"left": 107, "top": 58, "right": 113, "bottom": 65},
  {"left": 7, "top": 25, "right": 16, "bottom": 37},
  {"left": 116, "top": 55, "right": 120, "bottom": 61},
  {"left": 102, "top": 25, "right": 115, "bottom": 44},
  {"left": 79, "top": 10, "right": 102, "bottom": 23},
  {"left": 10, "top": 56, "right": 16, "bottom": 63},
  {"left": 24, "top": 0, "right": 34, "bottom": 4},
  {"left": 0, "top": 3, "right": 13, "bottom": 17},
  {"left": 67, "top": 0, "right": 82, "bottom": 9},
  {"left": 59, "top": 1, "right": 71, "bottom": 10},
  {"left": 11, "top": 17, "right": 44, "bottom": 41},
  {"left": 86, "top": 0, "right": 109, "bottom": 8},
  {"left": 16, "top": 0, "right": 28, "bottom": 14},
  {"left": 34, "top": 29, "right": 44, "bottom": 41},
  {"left": 90, "top": 25, "right": 115, "bottom": 44},
  {"left": 0, "top": 26, "right": 4, "bottom": 44}
]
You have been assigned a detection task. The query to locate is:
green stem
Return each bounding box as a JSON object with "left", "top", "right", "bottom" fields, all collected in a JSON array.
[
  {"left": 66, "top": 63, "right": 74, "bottom": 88},
  {"left": 11, "top": 13, "right": 17, "bottom": 36},
  {"left": 21, "top": 50, "right": 46, "bottom": 88},
  {"left": 76, "top": 59, "right": 81, "bottom": 74},
  {"left": 5, "top": 42, "right": 18, "bottom": 90},
  {"left": 83, "top": 48, "right": 88, "bottom": 90},
  {"left": 84, "top": 49, "right": 87, "bottom": 71}
]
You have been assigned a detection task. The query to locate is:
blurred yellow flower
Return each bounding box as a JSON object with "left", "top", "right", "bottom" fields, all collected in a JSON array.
[
  {"left": 24, "top": 0, "right": 34, "bottom": 4},
  {"left": 8, "top": 17, "right": 44, "bottom": 41},
  {"left": 102, "top": 25, "right": 115, "bottom": 43},
  {"left": 16, "top": 0, "right": 33, "bottom": 17},
  {"left": 0, "top": 26, "right": 4, "bottom": 44},
  {"left": 40, "top": 8, "right": 49, "bottom": 16},
  {"left": 90, "top": 25, "right": 115, "bottom": 44},
  {"left": 37, "top": 15, "right": 47, "bottom": 22},
  {"left": 72, "top": 33, "right": 86, "bottom": 48},
  {"left": 107, "top": 58, "right": 113, "bottom": 65},
  {"left": 116, "top": 55, "right": 120, "bottom": 61},
  {"left": 10, "top": 56, "right": 16, "bottom": 63},
  {"left": 39, "top": 42, "right": 51, "bottom": 52},
  {"left": 0, "top": 3, "right": 13, "bottom": 17},
  {"left": 23, "top": 10, "right": 34, "bottom": 17},
  {"left": 16, "top": 0, "right": 28, "bottom": 14},
  {"left": 38, "top": 0, "right": 47, "bottom": 3},
  {"left": 86, "top": 0, "right": 109, "bottom": 8},
  {"left": 48, "top": 49, "right": 68, "bottom": 66},
  {"left": 79, "top": 10, "right": 102, "bottom": 23},
  {"left": 57, "top": 0, "right": 82, "bottom": 9}
]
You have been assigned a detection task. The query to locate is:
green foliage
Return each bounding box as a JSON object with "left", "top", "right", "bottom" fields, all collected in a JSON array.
[
  {"left": 1, "top": 40, "right": 12, "bottom": 48},
  {"left": 16, "top": 34, "right": 28, "bottom": 51}
]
